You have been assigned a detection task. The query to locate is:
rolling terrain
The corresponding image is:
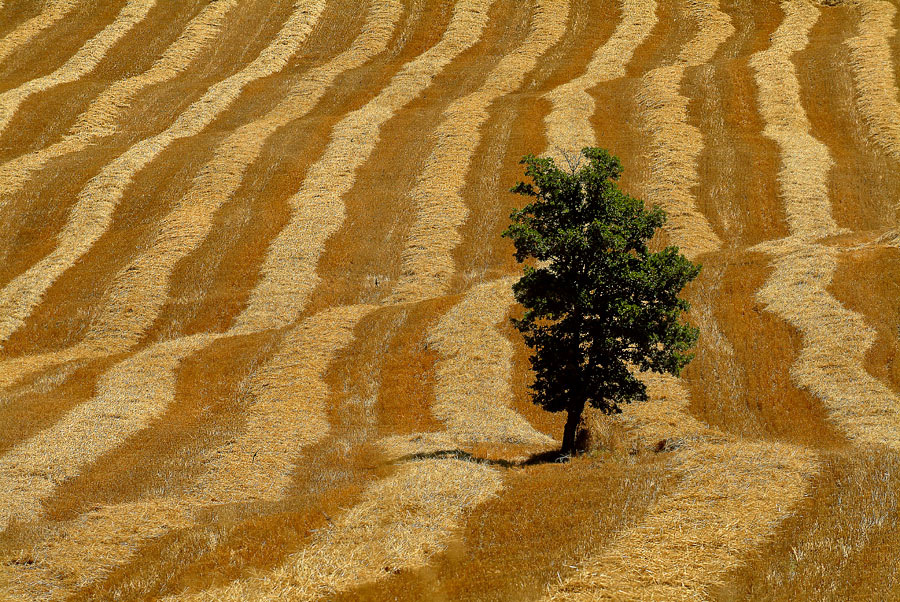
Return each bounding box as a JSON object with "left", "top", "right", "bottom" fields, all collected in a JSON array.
[{"left": 1, "top": 0, "right": 899, "bottom": 600}]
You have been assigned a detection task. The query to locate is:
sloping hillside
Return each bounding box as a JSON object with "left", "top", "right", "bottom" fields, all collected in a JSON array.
[{"left": 1, "top": 1, "right": 899, "bottom": 600}]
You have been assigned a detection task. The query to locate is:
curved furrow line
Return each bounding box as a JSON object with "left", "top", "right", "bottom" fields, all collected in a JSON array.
[
  {"left": 0, "top": 332, "right": 212, "bottom": 532},
  {"left": 0, "top": 0, "right": 81, "bottom": 66},
  {"left": 86, "top": 0, "right": 404, "bottom": 351},
  {"left": 385, "top": 278, "right": 554, "bottom": 453},
  {"left": 169, "top": 458, "right": 502, "bottom": 602},
  {"left": 191, "top": 305, "right": 373, "bottom": 503},
  {"left": 0, "top": 0, "right": 239, "bottom": 200},
  {"left": 543, "top": 0, "right": 657, "bottom": 164},
  {"left": 233, "top": 0, "right": 498, "bottom": 333},
  {"left": 635, "top": 0, "right": 732, "bottom": 260},
  {"left": 845, "top": 0, "right": 900, "bottom": 160},
  {"left": 752, "top": 0, "right": 900, "bottom": 448},
  {"left": 0, "top": 0, "right": 497, "bottom": 587},
  {"left": 387, "top": 0, "right": 570, "bottom": 304},
  {"left": 544, "top": 374, "right": 817, "bottom": 601},
  {"left": 0, "top": 306, "right": 369, "bottom": 597},
  {"left": 0, "top": 0, "right": 157, "bottom": 137},
  {"left": 0, "top": 0, "right": 326, "bottom": 347}
]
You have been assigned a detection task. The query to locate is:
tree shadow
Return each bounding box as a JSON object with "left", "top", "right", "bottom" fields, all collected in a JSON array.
[{"left": 395, "top": 447, "right": 571, "bottom": 468}]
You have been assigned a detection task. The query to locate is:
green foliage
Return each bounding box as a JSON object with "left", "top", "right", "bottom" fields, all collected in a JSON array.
[{"left": 503, "top": 148, "right": 700, "bottom": 453}]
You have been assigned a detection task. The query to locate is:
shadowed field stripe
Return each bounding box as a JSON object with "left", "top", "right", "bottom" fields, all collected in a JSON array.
[
  {"left": 0, "top": 0, "right": 157, "bottom": 137},
  {"left": 233, "top": 0, "right": 498, "bottom": 333},
  {"left": 0, "top": 0, "right": 81, "bottom": 66},
  {"left": 544, "top": 374, "right": 817, "bottom": 601},
  {"left": 0, "top": 306, "right": 369, "bottom": 598},
  {"left": 387, "top": 0, "right": 570, "bottom": 304},
  {"left": 0, "top": 0, "right": 239, "bottom": 200},
  {"left": 846, "top": 0, "right": 900, "bottom": 160},
  {"left": 168, "top": 458, "right": 503, "bottom": 602},
  {"left": 86, "top": 0, "right": 404, "bottom": 351},
  {"left": 0, "top": 0, "right": 326, "bottom": 347},
  {"left": 752, "top": 0, "right": 900, "bottom": 448},
  {"left": 543, "top": 0, "right": 657, "bottom": 163},
  {"left": 636, "top": 0, "right": 732, "bottom": 260}
]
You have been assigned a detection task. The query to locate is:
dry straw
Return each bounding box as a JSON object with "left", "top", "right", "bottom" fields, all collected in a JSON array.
[
  {"left": 751, "top": 0, "right": 900, "bottom": 448},
  {"left": 388, "top": 0, "right": 570, "bottom": 304},
  {"left": 845, "top": 0, "right": 900, "bottom": 160},
  {"left": 191, "top": 305, "right": 373, "bottom": 503},
  {"left": 1, "top": 307, "right": 371, "bottom": 597},
  {"left": 0, "top": 0, "right": 326, "bottom": 345},
  {"left": 0, "top": 332, "right": 213, "bottom": 532},
  {"left": 0, "top": 0, "right": 498, "bottom": 589},
  {"left": 543, "top": 0, "right": 657, "bottom": 164},
  {"left": 425, "top": 277, "right": 555, "bottom": 446},
  {"left": 635, "top": 0, "right": 733, "bottom": 260},
  {"left": 0, "top": 0, "right": 80, "bottom": 66},
  {"left": 171, "top": 459, "right": 503, "bottom": 601},
  {"left": 0, "top": 0, "right": 158, "bottom": 137},
  {"left": 234, "top": 0, "right": 498, "bottom": 332},
  {"left": 545, "top": 373, "right": 818, "bottom": 601},
  {"left": 86, "top": 0, "right": 404, "bottom": 350},
  {"left": 0, "top": 0, "right": 239, "bottom": 200}
]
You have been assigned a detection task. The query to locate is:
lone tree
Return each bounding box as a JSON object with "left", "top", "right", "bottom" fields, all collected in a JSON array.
[{"left": 503, "top": 147, "right": 700, "bottom": 456}]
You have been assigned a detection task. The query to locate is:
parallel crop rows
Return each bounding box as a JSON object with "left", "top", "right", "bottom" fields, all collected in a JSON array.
[{"left": 2, "top": 0, "right": 900, "bottom": 600}]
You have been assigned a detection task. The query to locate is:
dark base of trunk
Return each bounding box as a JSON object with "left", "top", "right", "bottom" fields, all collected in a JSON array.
[{"left": 561, "top": 402, "right": 586, "bottom": 456}]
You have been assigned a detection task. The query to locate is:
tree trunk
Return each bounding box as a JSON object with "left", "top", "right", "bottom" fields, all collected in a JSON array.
[{"left": 561, "top": 400, "right": 586, "bottom": 456}]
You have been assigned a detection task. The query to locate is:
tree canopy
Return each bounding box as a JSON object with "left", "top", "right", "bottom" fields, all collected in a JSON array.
[{"left": 503, "top": 147, "right": 701, "bottom": 456}]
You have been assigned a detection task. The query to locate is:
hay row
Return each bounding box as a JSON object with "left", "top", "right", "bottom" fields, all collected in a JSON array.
[
  {"left": 233, "top": 0, "right": 498, "bottom": 333},
  {"left": 85, "top": 0, "right": 404, "bottom": 351},
  {"left": 422, "top": 277, "right": 554, "bottom": 447},
  {"left": 0, "top": 333, "right": 212, "bottom": 532},
  {"left": 0, "top": 498, "right": 194, "bottom": 601},
  {"left": 545, "top": 373, "right": 817, "bottom": 601},
  {"left": 0, "top": 0, "right": 326, "bottom": 345},
  {"left": 387, "top": 0, "right": 570, "bottom": 304},
  {"left": 0, "top": 0, "right": 239, "bottom": 200},
  {"left": 0, "top": 307, "right": 370, "bottom": 597},
  {"left": 0, "top": 0, "right": 80, "bottom": 66},
  {"left": 192, "top": 305, "right": 372, "bottom": 503},
  {"left": 751, "top": 0, "right": 900, "bottom": 447},
  {"left": 845, "top": 0, "right": 900, "bottom": 160},
  {"left": 635, "top": 0, "right": 733, "bottom": 260},
  {"left": 543, "top": 0, "right": 657, "bottom": 164},
  {"left": 0, "top": 0, "right": 157, "bottom": 137},
  {"left": 170, "top": 458, "right": 503, "bottom": 602}
]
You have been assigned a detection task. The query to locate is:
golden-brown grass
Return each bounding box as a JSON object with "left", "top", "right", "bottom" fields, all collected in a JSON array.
[
  {"left": 0, "top": 306, "right": 371, "bottom": 598},
  {"left": 751, "top": 0, "right": 900, "bottom": 449},
  {"left": 387, "top": 0, "right": 570, "bottom": 304},
  {"left": 421, "top": 278, "right": 554, "bottom": 447},
  {"left": 0, "top": 332, "right": 212, "bottom": 532},
  {"left": 546, "top": 373, "right": 818, "bottom": 601},
  {"left": 0, "top": 0, "right": 157, "bottom": 137},
  {"left": 543, "top": 0, "right": 657, "bottom": 163},
  {"left": 169, "top": 458, "right": 502, "bottom": 601},
  {"left": 191, "top": 305, "right": 373, "bottom": 503},
  {"left": 84, "top": 0, "right": 403, "bottom": 350},
  {"left": 845, "top": 0, "right": 900, "bottom": 161},
  {"left": 0, "top": 0, "right": 238, "bottom": 200},
  {"left": 716, "top": 447, "right": 900, "bottom": 601},
  {"left": 635, "top": 0, "right": 733, "bottom": 260},
  {"left": 0, "top": 0, "right": 326, "bottom": 346},
  {"left": 0, "top": 0, "right": 81, "bottom": 66},
  {"left": 234, "top": 0, "right": 498, "bottom": 332}
]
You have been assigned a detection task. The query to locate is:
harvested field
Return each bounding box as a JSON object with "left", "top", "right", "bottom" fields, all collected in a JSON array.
[{"left": 3, "top": 0, "right": 900, "bottom": 600}]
